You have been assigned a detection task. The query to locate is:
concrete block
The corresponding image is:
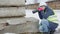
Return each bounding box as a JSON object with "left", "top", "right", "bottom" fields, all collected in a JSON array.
[
  {"left": 0, "top": 0, "right": 25, "bottom": 6},
  {"left": 0, "top": 7, "right": 25, "bottom": 17},
  {"left": 0, "top": 17, "right": 39, "bottom": 34}
]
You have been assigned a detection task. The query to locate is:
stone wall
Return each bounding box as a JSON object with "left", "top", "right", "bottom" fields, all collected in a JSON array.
[
  {"left": 0, "top": 0, "right": 39, "bottom": 34},
  {"left": 47, "top": 1, "right": 60, "bottom": 9},
  {"left": 0, "top": 0, "right": 25, "bottom": 6}
]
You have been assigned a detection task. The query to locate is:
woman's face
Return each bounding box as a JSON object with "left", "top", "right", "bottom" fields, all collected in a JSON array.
[{"left": 40, "top": 6, "right": 46, "bottom": 10}]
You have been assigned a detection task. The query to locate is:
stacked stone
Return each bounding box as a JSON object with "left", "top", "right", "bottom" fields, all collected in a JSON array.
[{"left": 0, "top": 0, "right": 39, "bottom": 34}]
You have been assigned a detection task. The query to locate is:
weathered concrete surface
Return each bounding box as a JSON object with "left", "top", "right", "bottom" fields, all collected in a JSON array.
[
  {"left": 0, "top": 17, "right": 26, "bottom": 31},
  {"left": 0, "top": 23, "right": 6, "bottom": 31},
  {"left": 0, "top": 17, "right": 39, "bottom": 34},
  {"left": 0, "top": 7, "right": 25, "bottom": 17},
  {"left": 0, "top": 0, "right": 25, "bottom": 6},
  {"left": 0, "top": 17, "right": 26, "bottom": 24}
]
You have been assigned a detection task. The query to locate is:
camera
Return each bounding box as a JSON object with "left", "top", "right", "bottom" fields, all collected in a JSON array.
[{"left": 32, "top": 10, "right": 38, "bottom": 14}]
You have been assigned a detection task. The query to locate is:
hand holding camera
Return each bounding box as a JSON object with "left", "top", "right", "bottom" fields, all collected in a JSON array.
[{"left": 32, "top": 7, "right": 44, "bottom": 14}]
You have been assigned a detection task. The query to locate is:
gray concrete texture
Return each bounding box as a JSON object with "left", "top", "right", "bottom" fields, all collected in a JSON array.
[
  {"left": 0, "top": 17, "right": 39, "bottom": 34},
  {"left": 0, "top": 7, "right": 25, "bottom": 17},
  {"left": 0, "top": 0, "right": 25, "bottom": 6}
]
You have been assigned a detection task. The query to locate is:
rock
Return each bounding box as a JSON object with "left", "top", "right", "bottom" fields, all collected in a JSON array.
[
  {"left": 0, "top": 7, "right": 25, "bottom": 17},
  {"left": 0, "top": 17, "right": 39, "bottom": 34},
  {"left": 0, "top": 0, "right": 25, "bottom": 6}
]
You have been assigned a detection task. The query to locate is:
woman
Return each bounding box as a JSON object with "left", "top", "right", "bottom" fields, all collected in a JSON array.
[{"left": 32, "top": 2, "right": 58, "bottom": 34}]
